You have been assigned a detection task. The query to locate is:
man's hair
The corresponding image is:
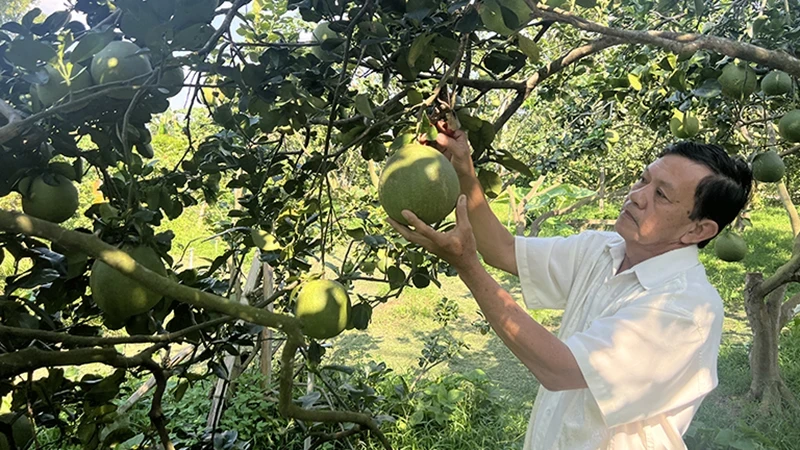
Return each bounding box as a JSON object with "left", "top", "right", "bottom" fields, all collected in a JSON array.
[{"left": 658, "top": 141, "right": 753, "bottom": 249}]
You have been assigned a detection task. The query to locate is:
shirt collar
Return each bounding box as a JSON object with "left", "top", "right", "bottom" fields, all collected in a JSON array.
[{"left": 606, "top": 236, "right": 701, "bottom": 290}]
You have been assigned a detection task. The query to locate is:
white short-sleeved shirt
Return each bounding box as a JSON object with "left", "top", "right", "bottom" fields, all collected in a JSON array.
[{"left": 515, "top": 231, "right": 723, "bottom": 450}]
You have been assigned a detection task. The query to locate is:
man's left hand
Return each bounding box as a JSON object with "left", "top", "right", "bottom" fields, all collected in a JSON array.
[{"left": 387, "top": 195, "right": 480, "bottom": 273}]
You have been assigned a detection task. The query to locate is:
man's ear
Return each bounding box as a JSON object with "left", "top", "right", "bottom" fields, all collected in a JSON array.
[{"left": 681, "top": 218, "right": 719, "bottom": 245}]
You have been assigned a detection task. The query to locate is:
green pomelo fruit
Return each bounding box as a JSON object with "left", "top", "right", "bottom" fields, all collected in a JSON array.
[
  {"left": 669, "top": 111, "right": 700, "bottom": 138},
  {"left": 90, "top": 41, "right": 152, "bottom": 99},
  {"left": 311, "top": 22, "right": 343, "bottom": 60},
  {"left": 714, "top": 230, "right": 747, "bottom": 262},
  {"left": 0, "top": 413, "right": 33, "bottom": 450},
  {"left": 33, "top": 64, "right": 92, "bottom": 108},
  {"left": 158, "top": 66, "right": 185, "bottom": 98},
  {"left": 761, "top": 70, "right": 792, "bottom": 96},
  {"left": 752, "top": 150, "right": 785, "bottom": 183},
  {"left": 718, "top": 63, "right": 757, "bottom": 100},
  {"left": 90, "top": 245, "right": 167, "bottom": 323},
  {"left": 778, "top": 110, "right": 800, "bottom": 143},
  {"left": 378, "top": 143, "right": 460, "bottom": 226},
  {"left": 295, "top": 279, "right": 351, "bottom": 340},
  {"left": 21, "top": 174, "right": 79, "bottom": 223}
]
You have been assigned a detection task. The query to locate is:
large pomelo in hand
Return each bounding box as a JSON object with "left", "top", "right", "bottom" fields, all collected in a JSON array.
[
  {"left": 20, "top": 174, "right": 79, "bottom": 223},
  {"left": 295, "top": 279, "right": 351, "bottom": 340},
  {"left": 714, "top": 229, "right": 747, "bottom": 262},
  {"left": 90, "top": 245, "right": 167, "bottom": 325},
  {"left": 379, "top": 143, "right": 460, "bottom": 225},
  {"left": 90, "top": 41, "right": 152, "bottom": 98}
]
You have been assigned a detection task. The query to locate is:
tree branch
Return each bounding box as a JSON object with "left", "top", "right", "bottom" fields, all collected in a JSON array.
[
  {"left": 493, "top": 37, "right": 623, "bottom": 132},
  {"left": 141, "top": 359, "right": 175, "bottom": 450},
  {"left": 780, "top": 292, "right": 800, "bottom": 330},
  {"left": 0, "top": 345, "right": 163, "bottom": 379},
  {"left": 278, "top": 339, "right": 391, "bottom": 450},
  {"left": 533, "top": 5, "right": 800, "bottom": 77},
  {"left": 0, "top": 317, "right": 228, "bottom": 347},
  {"left": 0, "top": 209, "right": 303, "bottom": 339},
  {"left": 197, "top": 0, "right": 252, "bottom": 59}
]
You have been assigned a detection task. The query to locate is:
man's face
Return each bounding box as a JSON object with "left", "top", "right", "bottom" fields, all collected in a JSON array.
[{"left": 615, "top": 154, "right": 714, "bottom": 254}]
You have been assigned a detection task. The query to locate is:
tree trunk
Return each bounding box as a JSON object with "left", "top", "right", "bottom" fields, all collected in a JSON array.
[
  {"left": 598, "top": 166, "right": 605, "bottom": 212},
  {"left": 744, "top": 273, "right": 798, "bottom": 413}
]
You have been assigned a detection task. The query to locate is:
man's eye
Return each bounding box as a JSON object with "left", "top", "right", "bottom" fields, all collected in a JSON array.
[{"left": 656, "top": 190, "right": 665, "bottom": 198}]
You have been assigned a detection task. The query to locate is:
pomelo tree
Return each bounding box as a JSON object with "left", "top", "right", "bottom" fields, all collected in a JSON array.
[{"left": 0, "top": 0, "right": 800, "bottom": 448}]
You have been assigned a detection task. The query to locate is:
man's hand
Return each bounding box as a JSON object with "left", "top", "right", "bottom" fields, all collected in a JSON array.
[
  {"left": 387, "top": 195, "right": 480, "bottom": 273},
  {"left": 422, "top": 122, "right": 475, "bottom": 180}
]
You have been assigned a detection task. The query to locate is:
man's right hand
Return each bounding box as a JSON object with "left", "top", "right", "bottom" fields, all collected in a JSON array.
[{"left": 423, "top": 122, "right": 475, "bottom": 180}]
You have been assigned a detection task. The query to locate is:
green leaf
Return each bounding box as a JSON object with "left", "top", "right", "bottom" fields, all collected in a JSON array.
[
  {"left": 354, "top": 93, "right": 375, "bottom": 119},
  {"left": 173, "top": 380, "right": 189, "bottom": 401},
  {"left": 320, "top": 364, "right": 356, "bottom": 375},
  {"left": 350, "top": 303, "right": 372, "bottom": 330},
  {"left": 484, "top": 51, "right": 513, "bottom": 75},
  {"left": 387, "top": 266, "right": 406, "bottom": 289},
  {"left": 692, "top": 78, "right": 721, "bottom": 98},
  {"left": 694, "top": 0, "right": 705, "bottom": 16},
  {"left": 495, "top": 150, "right": 534, "bottom": 178},
  {"left": 407, "top": 89, "right": 424, "bottom": 106},
  {"left": 6, "top": 38, "right": 56, "bottom": 70},
  {"left": 420, "top": 111, "right": 438, "bottom": 142},
  {"left": 478, "top": 169, "right": 503, "bottom": 198},
  {"left": 408, "top": 33, "right": 435, "bottom": 67},
  {"left": 518, "top": 35, "right": 540, "bottom": 64},
  {"left": 627, "top": 73, "right": 642, "bottom": 91},
  {"left": 172, "top": 23, "right": 215, "bottom": 51}
]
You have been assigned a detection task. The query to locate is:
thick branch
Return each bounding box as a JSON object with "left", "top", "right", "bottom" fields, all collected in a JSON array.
[
  {"left": 756, "top": 252, "right": 800, "bottom": 298},
  {"left": 533, "top": 6, "right": 800, "bottom": 77},
  {"left": 278, "top": 339, "right": 391, "bottom": 450},
  {"left": 0, "top": 209, "right": 303, "bottom": 340},
  {"left": 494, "top": 37, "right": 623, "bottom": 132},
  {"left": 780, "top": 292, "right": 800, "bottom": 330},
  {"left": 142, "top": 360, "right": 175, "bottom": 450},
  {"left": 0, "top": 345, "right": 162, "bottom": 379},
  {"left": 0, "top": 317, "right": 228, "bottom": 347}
]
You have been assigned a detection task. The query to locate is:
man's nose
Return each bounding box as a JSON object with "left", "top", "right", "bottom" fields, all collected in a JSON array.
[{"left": 628, "top": 185, "right": 646, "bottom": 208}]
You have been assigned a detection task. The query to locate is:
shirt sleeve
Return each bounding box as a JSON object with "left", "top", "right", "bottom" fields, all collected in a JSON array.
[
  {"left": 564, "top": 299, "right": 719, "bottom": 428},
  {"left": 514, "top": 233, "right": 592, "bottom": 310}
]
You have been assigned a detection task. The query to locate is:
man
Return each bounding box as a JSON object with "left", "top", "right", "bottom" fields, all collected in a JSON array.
[{"left": 387, "top": 131, "right": 752, "bottom": 449}]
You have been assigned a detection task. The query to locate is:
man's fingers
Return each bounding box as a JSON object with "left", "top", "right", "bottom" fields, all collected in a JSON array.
[
  {"left": 387, "top": 217, "right": 435, "bottom": 248},
  {"left": 455, "top": 194, "right": 470, "bottom": 226},
  {"left": 401, "top": 210, "right": 438, "bottom": 239}
]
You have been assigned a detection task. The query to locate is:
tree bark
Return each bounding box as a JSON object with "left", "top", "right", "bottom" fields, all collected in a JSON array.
[{"left": 744, "top": 273, "right": 798, "bottom": 412}]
